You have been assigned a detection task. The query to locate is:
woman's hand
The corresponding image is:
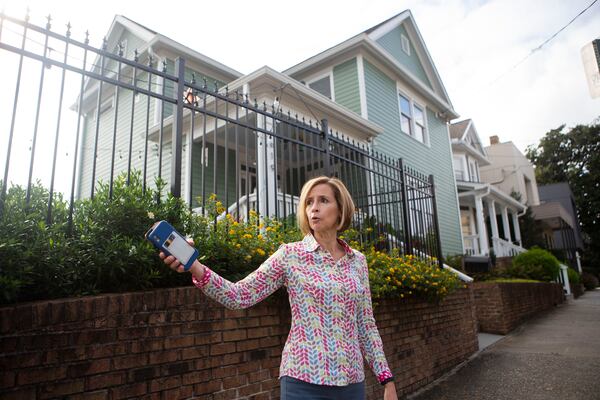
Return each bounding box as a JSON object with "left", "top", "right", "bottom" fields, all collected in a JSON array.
[
  {"left": 383, "top": 382, "right": 398, "bottom": 400},
  {"left": 159, "top": 239, "right": 205, "bottom": 280}
]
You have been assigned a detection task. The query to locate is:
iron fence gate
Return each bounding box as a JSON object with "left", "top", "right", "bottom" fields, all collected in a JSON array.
[{"left": 0, "top": 13, "right": 444, "bottom": 266}]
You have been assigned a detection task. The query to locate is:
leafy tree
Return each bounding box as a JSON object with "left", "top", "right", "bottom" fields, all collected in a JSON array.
[{"left": 526, "top": 121, "right": 600, "bottom": 272}]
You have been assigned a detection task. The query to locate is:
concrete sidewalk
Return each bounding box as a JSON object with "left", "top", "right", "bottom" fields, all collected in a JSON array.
[{"left": 408, "top": 289, "right": 600, "bottom": 400}]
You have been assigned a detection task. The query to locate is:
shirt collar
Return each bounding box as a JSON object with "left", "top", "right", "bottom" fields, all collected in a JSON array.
[{"left": 302, "top": 234, "right": 355, "bottom": 257}]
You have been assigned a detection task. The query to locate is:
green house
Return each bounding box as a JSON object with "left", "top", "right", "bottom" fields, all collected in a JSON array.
[{"left": 75, "top": 11, "right": 463, "bottom": 257}]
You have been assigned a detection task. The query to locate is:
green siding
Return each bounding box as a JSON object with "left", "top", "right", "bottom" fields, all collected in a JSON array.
[
  {"left": 333, "top": 58, "right": 361, "bottom": 115},
  {"left": 162, "top": 59, "right": 225, "bottom": 119},
  {"left": 376, "top": 24, "right": 432, "bottom": 90},
  {"left": 190, "top": 142, "right": 237, "bottom": 209},
  {"left": 364, "top": 60, "right": 462, "bottom": 256},
  {"left": 79, "top": 52, "right": 227, "bottom": 199}
]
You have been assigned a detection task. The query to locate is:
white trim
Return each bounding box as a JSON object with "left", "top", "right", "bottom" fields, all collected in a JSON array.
[
  {"left": 305, "top": 69, "right": 335, "bottom": 101},
  {"left": 367, "top": 11, "right": 411, "bottom": 41},
  {"left": 401, "top": 34, "right": 410, "bottom": 55},
  {"left": 396, "top": 85, "right": 429, "bottom": 146},
  {"left": 357, "top": 55, "right": 368, "bottom": 119},
  {"left": 412, "top": 101, "right": 429, "bottom": 146},
  {"left": 283, "top": 31, "right": 458, "bottom": 117},
  {"left": 95, "top": 96, "right": 114, "bottom": 120},
  {"left": 153, "top": 57, "right": 165, "bottom": 127}
]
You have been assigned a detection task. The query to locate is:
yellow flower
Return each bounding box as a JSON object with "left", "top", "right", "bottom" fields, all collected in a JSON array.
[
  {"left": 229, "top": 229, "right": 235, "bottom": 235},
  {"left": 256, "top": 248, "right": 266, "bottom": 256},
  {"left": 245, "top": 255, "right": 252, "bottom": 260},
  {"left": 236, "top": 244, "right": 241, "bottom": 248},
  {"left": 243, "top": 234, "right": 252, "bottom": 239},
  {"left": 266, "top": 226, "right": 272, "bottom": 232}
]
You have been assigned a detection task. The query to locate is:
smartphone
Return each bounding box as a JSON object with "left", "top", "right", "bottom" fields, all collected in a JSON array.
[{"left": 145, "top": 220, "right": 199, "bottom": 272}]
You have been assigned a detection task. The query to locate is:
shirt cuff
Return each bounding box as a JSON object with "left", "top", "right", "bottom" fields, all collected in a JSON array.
[
  {"left": 192, "top": 265, "right": 211, "bottom": 288},
  {"left": 378, "top": 371, "right": 394, "bottom": 385}
]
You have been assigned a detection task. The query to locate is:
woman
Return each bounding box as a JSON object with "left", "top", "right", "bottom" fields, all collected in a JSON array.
[{"left": 161, "top": 176, "right": 398, "bottom": 400}]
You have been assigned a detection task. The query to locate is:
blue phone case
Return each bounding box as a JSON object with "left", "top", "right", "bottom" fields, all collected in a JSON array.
[{"left": 145, "top": 220, "right": 199, "bottom": 272}]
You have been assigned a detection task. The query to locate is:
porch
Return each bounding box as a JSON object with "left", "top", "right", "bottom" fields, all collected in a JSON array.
[{"left": 458, "top": 182, "right": 526, "bottom": 259}]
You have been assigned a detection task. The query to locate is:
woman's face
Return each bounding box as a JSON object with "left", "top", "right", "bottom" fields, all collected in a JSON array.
[{"left": 306, "top": 183, "right": 340, "bottom": 235}]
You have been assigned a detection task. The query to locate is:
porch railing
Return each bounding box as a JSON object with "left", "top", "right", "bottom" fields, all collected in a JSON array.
[
  {"left": 0, "top": 13, "right": 445, "bottom": 267},
  {"left": 491, "top": 237, "right": 526, "bottom": 257}
]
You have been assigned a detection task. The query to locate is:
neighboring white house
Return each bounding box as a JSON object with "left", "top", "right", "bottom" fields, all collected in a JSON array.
[
  {"left": 479, "top": 135, "right": 540, "bottom": 207},
  {"left": 450, "top": 120, "right": 525, "bottom": 259}
]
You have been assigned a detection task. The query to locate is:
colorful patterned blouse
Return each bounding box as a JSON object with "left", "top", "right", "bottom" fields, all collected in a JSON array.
[{"left": 192, "top": 234, "right": 393, "bottom": 386}]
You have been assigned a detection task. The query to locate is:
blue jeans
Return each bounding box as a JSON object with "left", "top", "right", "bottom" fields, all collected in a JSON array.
[{"left": 280, "top": 376, "right": 366, "bottom": 400}]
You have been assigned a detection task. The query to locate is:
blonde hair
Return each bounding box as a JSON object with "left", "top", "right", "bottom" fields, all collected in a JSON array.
[{"left": 297, "top": 176, "right": 355, "bottom": 235}]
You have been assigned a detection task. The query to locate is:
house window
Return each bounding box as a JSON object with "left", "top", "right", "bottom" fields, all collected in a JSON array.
[
  {"left": 399, "top": 94, "right": 412, "bottom": 135},
  {"left": 308, "top": 75, "right": 332, "bottom": 100},
  {"left": 453, "top": 156, "right": 465, "bottom": 180},
  {"left": 468, "top": 159, "right": 479, "bottom": 182},
  {"left": 401, "top": 34, "right": 410, "bottom": 55},
  {"left": 414, "top": 104, "right": 426, "bottom": 142},
  {"left": 398, "top": 93, "right": 428, "bottom": 144}
]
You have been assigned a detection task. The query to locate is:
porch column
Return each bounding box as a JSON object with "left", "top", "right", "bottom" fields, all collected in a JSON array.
[
  {"left": 501, "top": 206, "right": 512, "bottom": 242},
  {"left": 475, "top": 196, "right": 489, "bottom": 255},
  {"left": 487, "top": 200, "right": 499, "bottom": 255},
  {"left": 512, "top": 211, "right": 522, "bottom": 246},
  {"left": 256, "top": 116, "right": 277, "bottom": 218}
]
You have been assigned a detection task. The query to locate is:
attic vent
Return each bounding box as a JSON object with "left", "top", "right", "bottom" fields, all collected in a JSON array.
[{"left": 401, "top": 34, "right": 410, "bottom": 56}]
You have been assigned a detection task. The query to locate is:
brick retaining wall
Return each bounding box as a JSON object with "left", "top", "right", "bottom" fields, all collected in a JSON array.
[
  {"left": 472, "top": 282, "right": 565, "bottom": 335},
  {"left": 0, "top": 285, "right": 478, "bottom": 399}
]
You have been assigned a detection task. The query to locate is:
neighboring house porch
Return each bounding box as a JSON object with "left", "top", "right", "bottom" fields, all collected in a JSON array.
[{"left": 458, "top": 182, "right": 525, "bottom": 257}]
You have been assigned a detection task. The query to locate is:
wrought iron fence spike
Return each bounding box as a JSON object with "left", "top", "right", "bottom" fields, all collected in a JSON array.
[
  {"left": 84, "top": 30, "right": 90, "bottom": 44},
  {"left": 66, "top": 22, "right": 71, "bottom": 37},
  {"left": 25, "top": 7, "right": 30, "bottom": 21},
  {"left": 133, "top": 49, "right": 139, "bottom": 62},
  {"left": 102, "top": 37, "right": 108, "bottom": 50},
  {"left": 162, "top": 60, "right": 167, "bottom": 72},
  {"left": 203, "top": 77, "right": 207, "bottom": 88},
  {"left": 117, "top": 42, "right": 123, "bottom": 56},
  {"left": 191, "top": 72, "right": 196, "bottom": 84},
  {"left": 213, "top": 81, "right": 218, "bottom": 91}
]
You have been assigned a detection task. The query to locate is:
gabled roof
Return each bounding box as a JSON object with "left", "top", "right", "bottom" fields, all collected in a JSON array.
[
  {"left": 83, "top": 16, "right": 241, "bottom": 90},
  {"left": 450, "top": 119, "right": 489, "bottom": 165},
  {"left": 75, "top": 15, "right": 243, "bottom": 111},
  {"left": 449, "top": 119, "right": 470, "bottom": 139},
  {"left": 283, "top": 10, "right": 458, "bottom": 119}
]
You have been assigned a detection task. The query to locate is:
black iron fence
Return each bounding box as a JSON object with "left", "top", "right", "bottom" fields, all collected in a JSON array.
[{"left": 0, "top": 13, "right": 444, "bottom": 266}]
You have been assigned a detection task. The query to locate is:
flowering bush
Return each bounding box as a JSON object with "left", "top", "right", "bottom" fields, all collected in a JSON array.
[{"left": 0, "top": 173, "right": 463, "bottom": 304}]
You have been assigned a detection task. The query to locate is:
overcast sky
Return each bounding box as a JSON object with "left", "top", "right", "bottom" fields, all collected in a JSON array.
[{"left": 0, "top": 0, "right": 598, "bottom": 192}]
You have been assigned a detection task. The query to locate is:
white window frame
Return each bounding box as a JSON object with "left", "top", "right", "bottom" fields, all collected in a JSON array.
[
  {"left": 401, "top": 34, "right": 411, "bottom": 56},
  {"left": 413, "top": 101, "right": 429, "bottom": 145},
  {"left": 468, "top": 158, "right": 479, "bottom": 182},
  {"left": 453, "top": 155, "right": 465, "bottom": 181},
  {"left": 397, "top": 88, "right": 429, "bottom": 146},
  {"left": 398, "top": 92, "right": 413, "bottom": 136},
  {"left": 305, "top": 69, "right": 335, "bottom": 101}
]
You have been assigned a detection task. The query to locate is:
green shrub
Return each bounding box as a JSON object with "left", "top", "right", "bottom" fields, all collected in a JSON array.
[
  {"left": 509, "top": 248, "right": 560, "bottom": 281},
  {"left": 567, "top": 268, "right": 580, "bottom": 285},
  {"left": 0, "top": 171, "right": 463, "bottom": 305}
]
